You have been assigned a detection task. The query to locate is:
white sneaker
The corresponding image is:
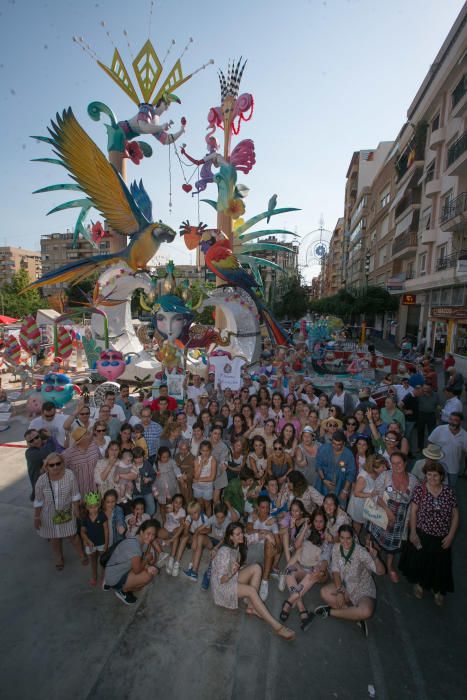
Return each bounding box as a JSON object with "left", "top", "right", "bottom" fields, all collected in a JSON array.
[
  {"left": 172, "top": 561, "right": 180, "bottom": 577},
  {"left": 278, "top": 573, "right": 286, "bottom": 592},
  {"left": 166, "top": 556, "right": 174, "bottom": 575},
  {"left": 259, "top": 579, "right": 269, "bottom": 601},
  {"left": 157, "top": 552, "right": 169, "bottom": 568}
]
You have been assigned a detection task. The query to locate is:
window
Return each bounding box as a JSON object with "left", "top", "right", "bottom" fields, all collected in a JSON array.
[
  {"left": 425, "top": 160, "right": 436, "bottom": 183},
  {"left": 452, "top": 286, "right": 464, "bottom": 306},
  {"left": 380, "top": 215, "right": 389, "bottom": 238},
  {"left": 431, "top": 113, "right": 440, "bottom": 132},
  {"left": 422, "top": 206, "right": 432, "bottom": 230},
  {"left": 438, "top": 244, "right": 448, "bottom": 263},
  {"left": 419, "top": 252, "right": 427, "bottom": 276},
  {"left": 432, "top": 289, "right": 441, "bottom": 305},
  {"left": 380, "top": 186, "right": 390, "bottom": 209},
  {"left": 406, "top": 262, "right": 414, "bottom": 279},
  {"left": 379, "top": 245, "right": 387, "bottom": 266},
  {"left": 441, "top": 287, "right": 451, "bottom": 304}
]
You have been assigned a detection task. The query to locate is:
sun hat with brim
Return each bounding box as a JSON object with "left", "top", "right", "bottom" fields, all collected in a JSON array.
[
  {"left": 72, "top": 426, "right": 88, "bottom": 443},
  {"left": 422, "top": 444, "right": 445, "bottom": 461}
]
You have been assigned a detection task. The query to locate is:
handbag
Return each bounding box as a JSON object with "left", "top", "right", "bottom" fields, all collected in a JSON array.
[
  {"left": 47, "top": 473, "right": 72, "bottom": 524},
  {"left": 363, "top": 473, "right": 389, "bottom": 529},
  {"left": 363, "top": 497, "right": 388, "bottom": 529}
]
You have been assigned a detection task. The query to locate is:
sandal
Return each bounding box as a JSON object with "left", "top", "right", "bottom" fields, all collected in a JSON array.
[
  {"left": 280, "top": 600, "right": 292, "bottom": 622},
  {"left": 300, "top": 610, "right": 314, "bottom": 631},
  {"left": 276, "top": 625, "right": 295, "bottom": 641}
]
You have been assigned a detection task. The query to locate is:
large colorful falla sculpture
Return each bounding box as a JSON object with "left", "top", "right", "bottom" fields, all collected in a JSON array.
[{"left": 19, "top": 23, "right": 300, "bottom": 389}]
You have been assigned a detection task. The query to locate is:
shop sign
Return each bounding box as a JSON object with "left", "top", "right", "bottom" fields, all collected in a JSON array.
[
  {"left": 402, "top": 293, "right": 416, "bottom": 305},
  {"left": 431, "top": 306, "right": 467, "bottom": 319}
]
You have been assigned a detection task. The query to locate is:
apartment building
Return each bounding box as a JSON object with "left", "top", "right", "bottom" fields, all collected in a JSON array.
[
  {"left": 396, "top": 8, "right": 467, "bottom": 371},
  {"left": 320, "top": 5, "right": 467, "bottom": 372},
  {"left": 256, "top": 237, "right": 300, "bottom": 304},
  {"left": 322, "top": 218, "right": 344, "bottom": 296},
  {"left": 40, "top": 232, "right": 111, "bottom": 295},
  {"left": 0, "top": 246, "right": 42, "bottom": 286},
  {"left": 343, "top": 143, "right": 393, "bottom": 289}
]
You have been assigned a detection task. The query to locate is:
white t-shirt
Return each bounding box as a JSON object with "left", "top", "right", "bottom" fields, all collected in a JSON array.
[
  {"left": 247, "top": 514, "right": 279, "bottom": 535},
  {"left": 165, "top": 507, "right": 186, "bottom": 533},
  {"left": 331, "top": 392, "right": 345, "bottom": 411},
  {"left": 92, "top": 404, "right": 126, "bottom": 423},
  {"left": 29, "top": 414, "right": 68, "bottom": 448},
  {"left": 186, "top": 384, "right": 204, "bottom": 403},
  {"left": 428, "top": 425, "right": 467, "bottom": 475},
  {"left": 206, "top": 514, "right": 233, "bottom": 540},
  {"left": 441, "top": 397, "right": 463, "bottom": 423},
  {"left": 185, "top": 512, "right": 208, "bottom": 533}
]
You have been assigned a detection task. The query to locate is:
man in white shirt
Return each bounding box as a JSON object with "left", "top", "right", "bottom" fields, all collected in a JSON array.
[
  {"left": 440, "top": 389, "right": 463, "bottom": 424},
  {"left": 330, "top": 382, "right": 355, "bottom": 417},
  {"left": 392, "top": 377, "right": 412, "bottom": 404},
  {"left": 29, "top": 401, "right": 68, "bottom": 448},
  {"left": 185, "top": 373, "right": 205, "bottom": 403},
  {"left": 428, "top": 412, "right": 467, "bottom": 487}
]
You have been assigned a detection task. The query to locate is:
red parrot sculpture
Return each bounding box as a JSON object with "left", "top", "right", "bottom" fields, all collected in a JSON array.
[{"left": 180, "top": 222, "right": 291, "bottom": 346}]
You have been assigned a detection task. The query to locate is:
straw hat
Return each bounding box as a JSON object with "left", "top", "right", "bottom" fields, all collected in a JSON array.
[
  {"left": 422, "top": 444, "right": 444, "bottom": 461},
  {"left": 71, "top": 426, "right": 88, "bottom": 443}
]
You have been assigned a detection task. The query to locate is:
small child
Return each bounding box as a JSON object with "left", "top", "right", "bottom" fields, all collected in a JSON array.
[
  {"left": 114, "top": 448, "right": 138, "bottom": 503},
  {"left": 133, "top": 446, "right": 156, "bottom": 515},
  {"left": 171, "top": 500, "right": 208, "bottom": 578},
  {"left": 81, "top": 491, "right": 109, "bottom": 586},
  {"left": 125, "top": 497, "right": 151, "bottom": 538},
  {"left": 157, "top": 493, "right": 186, "bottom": 573},
  {"left": 153, "top": 446, "right": 184, "bottom": 522},
  {"left": 133, "top": 424, "right": 149, "bottom": 459}
]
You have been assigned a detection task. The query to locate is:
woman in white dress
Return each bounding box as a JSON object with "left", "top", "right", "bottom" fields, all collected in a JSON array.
[
  {"left": 211, "top": 522, "right": 295, "bottom": 641},
  {"left": 347, "top": 454, "right": 388, "bottom": 535}
]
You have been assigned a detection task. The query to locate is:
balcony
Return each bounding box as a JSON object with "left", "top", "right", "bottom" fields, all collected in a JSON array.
[
  {"left": 392, "top": 231, "right": 418, "bottom": 259},
  {"left": 451, "top": 75, "right": 467, "bottom": 118},
  {"left": 429, "top": 126, "right": 445, "bottom": 150},
  {"left": 440, "top": 192, "right": 467, "bottom": 232},
  {"left": 425, "top": 177, "right": 441, "bottom": 198},
  {"left": 420, "top": 228, "right": 437, "bottom": 245},
  {"left": 435, "top": 249, "right": 467, "bottom": 272},
  {"left": 446, "top": 131, "right": 467, "bottom": 176}
]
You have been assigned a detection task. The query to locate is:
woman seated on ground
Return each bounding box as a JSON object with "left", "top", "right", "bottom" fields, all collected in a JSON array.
[
  {"left": 280, "top": 498, "right": 311, "bottom": 567},
  {"left": 286, "top": 470, "right": 323, "bottom": 513},
  {"left": 314, "top": 524, "right": 385, "bottom": 637},
  {"left": 280, "top": 507, "right": 331, "bottom": 631},
  {"left": 399, "top": 461, "right": 458, "bottom": 607},
  {"left": 347, "top": 455, "right": 388, "bottom": 535},
  {"left": 210, "top": 522, "right": 295, "bottom": 640},
  {"left": 104, "top": 519, "right": 159, "bottom": 605},
  {"left": 322, "top": 493, "right": 351, "bottom": 543}
]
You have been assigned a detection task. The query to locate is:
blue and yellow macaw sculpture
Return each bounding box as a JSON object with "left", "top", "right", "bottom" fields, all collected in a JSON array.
[
  {"left": 180, "top": 222, "right": 291, "bottom": 346},
  {"left": 27, "top": 108, "right": 176, "bottom": 290}
]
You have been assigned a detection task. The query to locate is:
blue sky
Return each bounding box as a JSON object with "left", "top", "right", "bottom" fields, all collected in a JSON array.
[{"left": 1, "top": 0, "right": 465, "bottom": 280}]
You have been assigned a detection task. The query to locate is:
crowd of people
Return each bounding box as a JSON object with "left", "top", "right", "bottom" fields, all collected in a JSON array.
[{"left": 26, "top": 345, "right": 466, "bottom": 641}]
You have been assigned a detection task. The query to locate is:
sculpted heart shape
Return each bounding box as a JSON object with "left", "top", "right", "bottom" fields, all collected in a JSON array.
[{"left": 182, "top": 183, "right": 192, "bottom": 193}]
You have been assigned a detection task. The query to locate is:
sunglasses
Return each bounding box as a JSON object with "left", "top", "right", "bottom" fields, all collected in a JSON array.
[
  {"left": 48, "top": 462, "right": 62, "bottom": 468},
  {"left": 79, "top": 412, "right": 90, "bottom": 416},
  {"left": 327, "top": 423, "right": 338, "bottom": 428},
  {"left": 95, "top": 429, "right": 106, "bottom": 433},
  {"left": 274, "top": 447, "right": 283, "bottom": 451},
  {"left": 347, "top": 422, "right": 357, "bottom": 427}
]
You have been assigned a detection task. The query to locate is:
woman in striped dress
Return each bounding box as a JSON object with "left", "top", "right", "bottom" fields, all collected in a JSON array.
[{"left": 33, "top": 452, "right": 88, "bottom": 570}]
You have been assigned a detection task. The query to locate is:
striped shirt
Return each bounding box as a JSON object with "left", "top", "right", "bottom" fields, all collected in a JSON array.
[{"left": 142, "top": 420, "right": 163, "bottom": 457}]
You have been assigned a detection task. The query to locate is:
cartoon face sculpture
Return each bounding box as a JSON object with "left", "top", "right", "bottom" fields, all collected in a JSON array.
[
  {"left": 155, "top": 310, "right": 191, "bottom": 343},
  {"left": 95, "top": 350, "right": 128, "bottom": 381},
  {"left": 40, "top": 373, "right": 76, "bottom": 408}
]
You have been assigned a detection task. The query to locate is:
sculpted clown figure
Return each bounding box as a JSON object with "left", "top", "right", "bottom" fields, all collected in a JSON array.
[{"left": 118, "top": 93, "right": 186, "bottom": 146}]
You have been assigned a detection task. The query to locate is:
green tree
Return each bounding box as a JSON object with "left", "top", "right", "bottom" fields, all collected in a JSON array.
[
  {"left": 0, "top": 269, "right": 47, "bottom": 318},
  {"left": 273, "top": 275, "right": 309, "bottom": 320}
]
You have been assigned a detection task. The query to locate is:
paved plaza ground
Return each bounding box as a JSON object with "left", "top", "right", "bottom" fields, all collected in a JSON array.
[{"left": 1, "top": 412, "right": 466, "bottom": 700}]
